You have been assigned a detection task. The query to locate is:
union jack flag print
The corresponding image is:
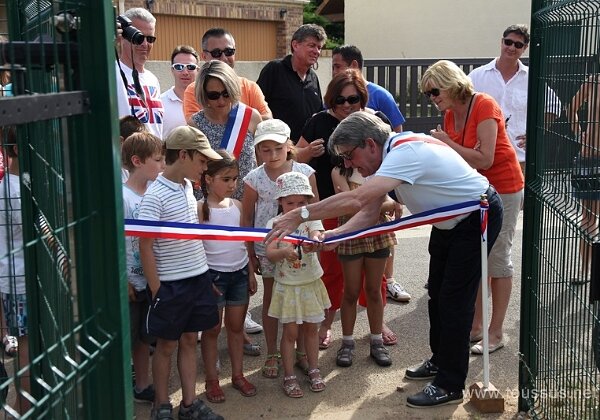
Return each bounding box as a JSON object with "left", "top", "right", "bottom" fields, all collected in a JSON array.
[{"left": 126, "top": 85, "right": 164, "bottom": 124}]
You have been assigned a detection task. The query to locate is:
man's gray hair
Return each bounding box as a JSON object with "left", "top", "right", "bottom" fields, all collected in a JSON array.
[
  {"left": 328, "top": 111, "right": 391, "bottom": 155},
  {"left": 292, "top": 24, "right": 327, "bottom": 47},
  {"left": 124, "top": 7, "right": 156, "bottom": 25}
]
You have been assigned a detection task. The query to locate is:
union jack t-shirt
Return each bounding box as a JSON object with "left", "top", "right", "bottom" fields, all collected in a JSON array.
[{"left": 116, "top": 61, "right": 164, "bottom": 139}]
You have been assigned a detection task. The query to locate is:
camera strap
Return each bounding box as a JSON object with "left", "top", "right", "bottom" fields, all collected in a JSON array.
[{"left": 115, "top": 47, "right": 147, "bottom": 117}]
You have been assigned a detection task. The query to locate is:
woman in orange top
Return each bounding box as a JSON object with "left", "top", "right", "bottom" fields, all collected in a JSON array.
[{"left": 421, "top": 60, "right": 524, "bottom": 355}]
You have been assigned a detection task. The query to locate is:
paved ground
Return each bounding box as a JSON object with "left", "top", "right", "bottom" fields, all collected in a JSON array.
[{"left": 135, "top": 213, "right": 525, "bottom": 420}]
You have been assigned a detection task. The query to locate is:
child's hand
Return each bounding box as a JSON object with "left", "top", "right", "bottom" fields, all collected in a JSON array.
[
  {"left": 127, "top": 283, "right": 136, "bottom": 302},
  {"left": 284, "top": 244, "right": 299, "bottom": 262},
  {"left": 211, "top": 283, "right": 223, "bottom": 297},
  {"left": 301, "top": 242, "right": 319, "bottom": 253},
  {"left": 248, "top": 272, "right": 257, "bottom": 296}
]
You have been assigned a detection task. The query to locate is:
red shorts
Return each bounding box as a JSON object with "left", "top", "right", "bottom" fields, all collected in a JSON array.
[{"left": 320, "top": 218, "right": 344, "bottom": 310}]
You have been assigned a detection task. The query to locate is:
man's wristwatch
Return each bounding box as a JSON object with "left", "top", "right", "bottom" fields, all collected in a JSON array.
[{"left": 300, "top": 206, "right": 310, "bottom": 221}]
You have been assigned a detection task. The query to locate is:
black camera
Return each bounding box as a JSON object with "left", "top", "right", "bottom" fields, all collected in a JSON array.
[{"left": 117, "top": 15, "right": 145, "bottom": 45}]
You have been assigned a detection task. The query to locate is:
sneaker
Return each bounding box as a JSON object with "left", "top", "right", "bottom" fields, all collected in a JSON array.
[
  {"left": 405, "top": 359, "right": 438, "bottom": 380},
  {"left": 133, "top": 384, "right": 155, "bottom": 403},
  {"left": 369, "top": 340, "right": 392, "bottom": 367},
  {"left": 151, "top": 402, "right": 174, "bottom": 420},
  {"left": 406, "top": 383, "right": 463, "bottom": 408},
  {"left": 386, "top": 281, "right": 411, "bottom": 302},
  {"left": 245, "top": 312, "right": 263, "bottom": 334},
  {"left": 178, "top": 399, "right": 223, "bottom": 420},
  {"left": 336, "top": 341, "right": 355, "bottom": 367}
]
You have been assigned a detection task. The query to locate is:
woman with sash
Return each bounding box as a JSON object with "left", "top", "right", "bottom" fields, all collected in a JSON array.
[{"left": 190, "top": 60, "right": 262, "bottom": 200}]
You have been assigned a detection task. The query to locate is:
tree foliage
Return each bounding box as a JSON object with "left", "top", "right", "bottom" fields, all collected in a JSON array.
[{"left": 303, "top": 0, "right": 344, "bottom": 49}]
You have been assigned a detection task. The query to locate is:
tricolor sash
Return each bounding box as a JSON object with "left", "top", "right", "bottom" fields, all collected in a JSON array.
[
  {"left": 124, "top": 200, "right": 482, "bottom": 245},
  {"left": 221, "top": 103, "right": 252, "bottom": 157}
]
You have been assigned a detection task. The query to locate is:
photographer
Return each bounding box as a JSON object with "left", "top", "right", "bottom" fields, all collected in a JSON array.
[{"left": 116, "top": 8, "right": 163, "bottom": 139}]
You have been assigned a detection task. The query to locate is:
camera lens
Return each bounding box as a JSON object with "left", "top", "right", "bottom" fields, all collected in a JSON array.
[
  {"left": 117, "top": 15, "right": 145, "bottom": 45},
  {"left": 123, "top": 26, "right": 145, "bottom": 45}
]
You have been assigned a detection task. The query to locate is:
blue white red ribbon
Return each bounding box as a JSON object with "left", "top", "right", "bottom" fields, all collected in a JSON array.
[
  {"left": 125, "top": 200, "right": 483, "bottom": 244},
  {"left": 220, "top": 103, "right": 252, "bottom": 158}
]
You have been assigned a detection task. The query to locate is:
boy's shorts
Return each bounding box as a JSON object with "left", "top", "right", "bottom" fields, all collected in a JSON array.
[
  {"left": 129, "top": 288, "right": 155, "bottom": 347},
  {"left": 2, "top": 293, "right": 27, "bottom": 337},
  {"left": 146, "top": 271, "right": 219, "bottom": 341},
  {"left": 210, "top": 266, "right": 250, "bottom": 308}
]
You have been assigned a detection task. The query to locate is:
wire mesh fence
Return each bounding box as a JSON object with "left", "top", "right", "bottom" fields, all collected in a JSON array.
[
  {"left": 522, "top": 0, "right": 600, "bottom": 418},
  {"left": 0, "top": 1, "right": 130, "bottom": 418}
]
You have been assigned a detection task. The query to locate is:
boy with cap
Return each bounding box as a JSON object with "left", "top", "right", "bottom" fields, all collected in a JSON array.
[{"left": 138, "top": 125, "right": 223, "bottom": 420}]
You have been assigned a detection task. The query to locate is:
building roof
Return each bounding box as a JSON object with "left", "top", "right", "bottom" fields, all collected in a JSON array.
[{"left": 316, "top": 0, "right": 344, "bottom": 22}]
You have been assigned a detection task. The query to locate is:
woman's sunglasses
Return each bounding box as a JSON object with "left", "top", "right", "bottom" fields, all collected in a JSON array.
[
  {"left": 334, "top": 94, "right": 361, "bottom": 105},
  {"left": 424, "top": 88, "right": 441, "bottom": 98},
  {"left": 206, "top": 90, "right": 230, "bottom": 100}
]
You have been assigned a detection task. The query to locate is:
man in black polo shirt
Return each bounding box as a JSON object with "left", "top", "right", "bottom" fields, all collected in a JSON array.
[{"left": 257, "top": 24, "right": 326, "bottom": 143}]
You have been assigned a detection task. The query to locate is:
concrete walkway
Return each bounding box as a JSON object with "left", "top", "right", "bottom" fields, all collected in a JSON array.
[{"left": 136, "top": 212, "right": 524, "bottom": 419}]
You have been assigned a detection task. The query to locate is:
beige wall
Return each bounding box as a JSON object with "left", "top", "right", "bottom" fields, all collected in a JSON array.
[
  {"left": 147, "top": 57, "right": 333, "bottom": 98},
  {"left": 345, "top": 0, "right": 531, "bottom": 59}
]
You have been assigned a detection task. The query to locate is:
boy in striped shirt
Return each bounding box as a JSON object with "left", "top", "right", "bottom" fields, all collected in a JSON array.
[{"left": 138, "top": 126, "right": 223, "bottom": 420}]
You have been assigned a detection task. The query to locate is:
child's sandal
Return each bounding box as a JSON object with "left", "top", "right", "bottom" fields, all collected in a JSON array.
[
  {"left": 261, "top": 353, "right": 281, "bottom": 378},
  {"left": 205, "top": 379, "right": 225, "bottom": 403},
  {"left": 295, "top": 351, "right": 309, "bottom": 375},
  {"left": 282, "top": 375, "right": 303, "bottom": 398},
  {"left": 232, "top": 375, "right": 257, "bottom": 397},
  {"left": 307, "top": 368, "right": 326, "bottom": 392}
]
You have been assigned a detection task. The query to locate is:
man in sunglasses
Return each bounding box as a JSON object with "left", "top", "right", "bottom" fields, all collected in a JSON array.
[
  {"left": 116, "top": 7, "right": 164, "bottom": 139},
  {"left": 183, "top": 28, "right": 272, "bottom": 122},
  {"left": 468, "top": 24, "right": 560, "bottom": 174},
  {"left": 257, "top": 24, "right": 327, "bottom": 143},
  {"left": 161, "top": 45, "right": 199, "bottom": 137}
]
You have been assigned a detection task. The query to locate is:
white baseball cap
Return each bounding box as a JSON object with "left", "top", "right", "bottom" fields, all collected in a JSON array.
[{"left": 253, "top": 119, "right": 291, "bottom": 147}]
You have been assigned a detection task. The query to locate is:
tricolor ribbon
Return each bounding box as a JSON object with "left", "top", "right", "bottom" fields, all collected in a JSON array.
[
  {"left": 220, "top": 103, "right": 252, "bottom": 158},
  {"left": 125, "top": 200, "right": 482, "bottom": 244}
]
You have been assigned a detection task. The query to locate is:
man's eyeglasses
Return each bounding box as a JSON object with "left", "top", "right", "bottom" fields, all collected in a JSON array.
[
  {"left": 334, "top": 94, "right": 361, "bottom": 106},
  {"left": 502, "top": 38, "right": 526, "bottom": 49},
  {"left": 140, "top": 35, "right": 156, "bottom": 44},
  {"left": 172, "top": 63, "right": 198, "bottom": 71},
  {"left": 206, "top": 90, "right": 230, "bottom": 100},
  {"left": 204, "top": 48, "right": 236, "bottom": 58},
  {"left": 424, "top": 88, "right": 441, "bottom": 98},
  {"left": 338, "top": 145, "right": 359, "bottom": 161}
]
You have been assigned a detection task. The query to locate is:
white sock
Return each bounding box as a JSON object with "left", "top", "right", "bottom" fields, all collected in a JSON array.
[
  {"left": 386, "top": 277, "right": 395, "bottom": 284},
  {"left": 342, "top": 335, "right": 354, "bottom": 343},
  {"left": 371, "top": 333, "right": 383, "bottom": 342}
]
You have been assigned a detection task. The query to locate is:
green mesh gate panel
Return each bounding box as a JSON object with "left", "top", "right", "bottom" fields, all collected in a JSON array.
[
  {"left": 521, "top": 1, "right": 600, "bottom": 418},
  {"left": 0, "top": 1, "right": 131, "bottom": 418}
]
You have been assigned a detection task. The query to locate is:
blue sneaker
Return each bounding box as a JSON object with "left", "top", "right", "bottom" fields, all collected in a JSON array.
[
  {"left": 406, "top": 383, "right": 463, "bottom": 408},
  {"left": 178, "top": 399, "right": 223, "bottom": 420},
  {"left": 133, "top": 384, "right": 155, "bottom": 403},
  {"left": 151, "top": 402, "right": 173, "bottom": 420}
]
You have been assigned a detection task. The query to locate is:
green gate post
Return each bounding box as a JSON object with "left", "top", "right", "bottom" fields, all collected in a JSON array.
[{"left": 74, "top": 1, "right": 132, "bottom": 418}]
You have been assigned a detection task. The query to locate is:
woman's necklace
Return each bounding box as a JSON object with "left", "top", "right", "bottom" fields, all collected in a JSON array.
[{"left": 460, "top": 94, "right": 476, "bottom": 146}]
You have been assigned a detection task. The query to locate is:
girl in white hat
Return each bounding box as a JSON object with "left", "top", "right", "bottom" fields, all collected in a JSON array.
[{"left": 265, "top": 172, "right": 330, "bottom": 398}]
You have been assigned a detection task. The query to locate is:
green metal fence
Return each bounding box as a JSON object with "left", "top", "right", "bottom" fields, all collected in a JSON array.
[
  {"left": 0, "top": 1, "right": 130, "bottom": 418},
  {"left": 521, "top": 1, "right": 600, "bottom": 418}
]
